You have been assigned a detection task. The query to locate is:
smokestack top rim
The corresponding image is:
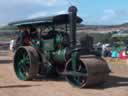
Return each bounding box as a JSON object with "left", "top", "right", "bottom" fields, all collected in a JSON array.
[{"left": 68, "top": 6, "right": 78, "bottom": 13}]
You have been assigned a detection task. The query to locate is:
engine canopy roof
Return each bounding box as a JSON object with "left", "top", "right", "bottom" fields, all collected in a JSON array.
[{"left": 8, "top": 14, "right": 82, "bottom": 27}]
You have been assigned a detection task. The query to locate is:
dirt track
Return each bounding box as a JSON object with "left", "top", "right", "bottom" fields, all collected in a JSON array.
[{"left": 0, "top": 50, "right": 128, "bottom": 96}]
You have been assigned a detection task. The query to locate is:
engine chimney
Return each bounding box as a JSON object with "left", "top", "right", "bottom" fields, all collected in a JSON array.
[{"left": 68, "top": 6, "right": 77, "bottom": 48}]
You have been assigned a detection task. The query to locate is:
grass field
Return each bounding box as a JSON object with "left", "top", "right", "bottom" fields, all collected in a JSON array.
[
  {"left": 104, "top": 57, "right": 127, "bottom": 65},
  {"left": 0, "top": 35, "right": 15, "bottom": 41}
]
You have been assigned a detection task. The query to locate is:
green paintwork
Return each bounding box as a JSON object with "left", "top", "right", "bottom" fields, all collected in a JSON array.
[
  {"left": 14, "top": 48, "right": 30, "bottom": 80},
  {"left": 52, "top": 48, "right": 66, "bottom": 63},
  {"left": 46, "top": 62, "right": 57, "bottom": 75},
  {"left": 65, "top": 58, "right": 87, "bottom": 88},
  {"left": 41, "top": 39, "right": 54, "bottom": 51},
  {"left": 55, "top": 34, "right": 62, "bottom": 46},
  {"left": 71, "top": 52, "right": 78, "bottom": 71},
  {"left": 31, "top": 39, "right": 40, "bottom": 48},
  {"left": 70, "top": 52, "right": 82, "bottom": 86}
]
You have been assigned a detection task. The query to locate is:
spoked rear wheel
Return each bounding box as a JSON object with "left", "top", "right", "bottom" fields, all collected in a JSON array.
[{"left": 14, "top": 46, "right": 40, "bottom": 80}]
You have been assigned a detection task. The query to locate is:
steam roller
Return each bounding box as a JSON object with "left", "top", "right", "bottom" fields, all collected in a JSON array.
[{"left": 9, "top": 5, "right": 110, "bottom": 88}]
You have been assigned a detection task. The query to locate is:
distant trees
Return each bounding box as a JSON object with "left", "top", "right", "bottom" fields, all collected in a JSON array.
[
  {"left": 80, "top": 34, "right": 93, "bottom": 50},
  {"left": 78, "top": 32, "right": 112, "bottom": 44}
]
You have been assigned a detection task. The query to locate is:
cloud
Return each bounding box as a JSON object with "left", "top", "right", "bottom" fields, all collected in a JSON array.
[
  {"left": 22, "top": 0, "right": 58, "bottom": 6},
  {"left": 28, "top": 10, "right": 66, "bottom": 19},
  {"left": 0, "top": 0, "right": 68, "bottom": 24},
  {"left": 100, "top": 9, "right": 128, "bottom": 24},
  {"left": 56, "top": 10, "right": 66, "bottom": 14},
  {"left": 28, "top": 12, "right": 47, "bottom": 19},
  {"left": 44, "top": 0, "right": 58, "bottom": 6},
  {"left": 0, "top": 0, "right": 58, "bottom": 6},
  {"left": 101, "top": 9, "right": 128, "bottom": 21},
  {"left": 101, "top": 9, "right": 116, "bottom": 21}
]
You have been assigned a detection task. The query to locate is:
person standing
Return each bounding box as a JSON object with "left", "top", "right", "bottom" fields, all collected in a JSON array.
[{"left": 14, "top": 26, "right": 30, "bottom": 50}]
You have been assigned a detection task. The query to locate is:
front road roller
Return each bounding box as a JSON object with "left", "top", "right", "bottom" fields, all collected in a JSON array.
[
  {"left": 14, "top": 46, "right": 40, "bottom": 80},
  {"left": 65, "top": 55, "right": 110, "bottom": 88}
]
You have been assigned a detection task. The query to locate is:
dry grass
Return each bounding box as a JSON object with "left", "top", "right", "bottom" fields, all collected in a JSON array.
[{"left": 104, "top": 57, "right": 127, "bottom": 65}]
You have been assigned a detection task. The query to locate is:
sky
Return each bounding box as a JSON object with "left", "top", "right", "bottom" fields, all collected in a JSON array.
[{"left": 1, "top": 0, "right": 128, "bottom": 25}]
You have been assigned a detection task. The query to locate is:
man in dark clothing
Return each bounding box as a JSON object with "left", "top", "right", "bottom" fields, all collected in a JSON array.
[
  {"left": 14, "top": 26, "right": 30, "bottom": 50},
  {"left": 29, "top": 27, "right": 39, "bottom": 47},
  {"left": 30, "top": 27, "right": 38, "bottom": 39}
]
